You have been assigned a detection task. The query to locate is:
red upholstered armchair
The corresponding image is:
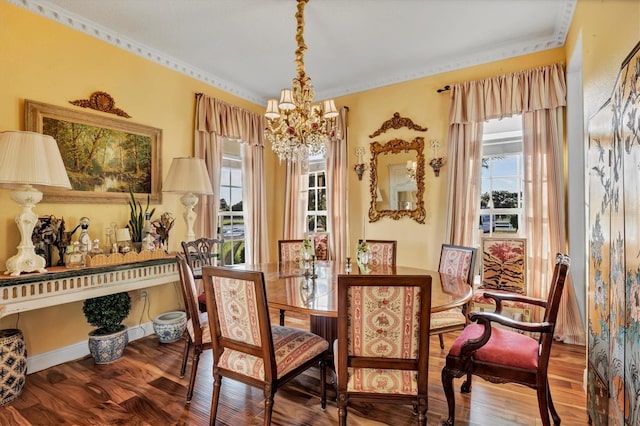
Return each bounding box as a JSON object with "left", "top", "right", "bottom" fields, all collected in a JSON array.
[{"left": 441, "top": 253, "right": 570, "bottom": 426}]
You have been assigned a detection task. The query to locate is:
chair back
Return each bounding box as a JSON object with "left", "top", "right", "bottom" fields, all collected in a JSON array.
[
  {"left": 201, "top": 266, "right": 277, "bottom": 382},
  {"left": 176, "top": 254, "right": 205, "bottom": 345},
  {"left": 278, "top": 239, "right": 304, "bottom": 262},
  {"left": 181, "top": 237, "right": 223, "bottom": 275},
  {"left": 438, "top": 244, "right": 477, "bottom": 284},
  {"left": 359, "top": 239, "right": 397, "bottom": 267},
  {"left": 538, "top": 253, "right": 571, "bottom": 353},
  {"left": 337, "top": 274, "right": 431, "bottom": 395}
]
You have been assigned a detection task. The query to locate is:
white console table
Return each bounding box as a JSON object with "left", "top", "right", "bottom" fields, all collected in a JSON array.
[{"left": 0, "top": 257, "right": 179, "bottom": 319}]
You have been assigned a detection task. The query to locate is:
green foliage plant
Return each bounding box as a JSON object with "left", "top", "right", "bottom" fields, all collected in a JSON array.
[
  {"left": 127, "top": 188, "right": 155, "bottom": 242},
  {"left": 82, "top": 292, "right": 132, "bottom": 334}
]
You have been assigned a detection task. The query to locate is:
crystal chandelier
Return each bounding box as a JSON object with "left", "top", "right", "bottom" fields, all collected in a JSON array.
[{"left": 264, "top": 0, "right": 338, "bottom": 162}]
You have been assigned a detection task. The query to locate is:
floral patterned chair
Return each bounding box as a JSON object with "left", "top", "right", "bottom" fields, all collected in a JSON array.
[
  {"left": 335, "top": 274, "right": 432, "bottom": 426},
  {"left": 182, "top": 237, "right": 224, "bottom": 312},
  {"left": 176, "top": 254, "right": 212, "bottom": 403},
  {"left": 441, "top": 253, "right": 570, "bottom": 426},
  {"left": 202, "top": 265, "right": 328, "bottom": 425},
  {"left": 430, "top": 244, "right": 477, "bottom": 349},
  {"left": 278, "top": 239, "right": 305, "bottom": 262},
  {"left": 358, "top": 239, "right": 397, "bottom": 267}
]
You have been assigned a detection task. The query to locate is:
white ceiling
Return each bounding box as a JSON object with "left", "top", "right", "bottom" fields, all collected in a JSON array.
[{"left": 10, "top": 0, "right": 576, "bottom": 105}]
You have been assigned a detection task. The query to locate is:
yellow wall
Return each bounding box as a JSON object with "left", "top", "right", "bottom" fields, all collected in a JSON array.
[
  {"left": 331, "top": 49, "right": 565, "bottom": 268},
  {"left": 2, "top": 0, "right": 637, "bottom": 360},
  {"left": 0, "top": 1, "right": 271, "bottom": 355},
  {"left": 566, "top": 0, "right": 640, "bottom": 123}
]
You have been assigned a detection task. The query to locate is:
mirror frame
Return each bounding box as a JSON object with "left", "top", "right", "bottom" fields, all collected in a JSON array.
[{"left": 369, "top": 137, "right": 426, "bottom": 223}]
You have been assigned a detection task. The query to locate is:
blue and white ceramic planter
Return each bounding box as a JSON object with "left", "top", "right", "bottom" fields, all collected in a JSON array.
[
  {"left": 153, "top": 311, "right": 187, "bottom": 343},
  {"left": 88, "top": 325, "right": 128, "bottom": 364}
]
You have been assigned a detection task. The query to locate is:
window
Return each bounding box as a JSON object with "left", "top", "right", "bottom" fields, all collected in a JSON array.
[
  {"left": 479, "top": 116, "right": 523, "bottom": 241},
  {"left": 306, "top": 158, "right": 327, "bottom": 233},
  {"left": 218, "top": 139, "right": 245, "bottom": 265}
]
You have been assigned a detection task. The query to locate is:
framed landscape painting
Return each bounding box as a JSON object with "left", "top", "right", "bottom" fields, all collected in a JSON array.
[
  {"left": 24, "top": 99, "right": 162, "bottom": 204},
  {"left": 480, "top": 237, "right": 527, "bottom": 294}
]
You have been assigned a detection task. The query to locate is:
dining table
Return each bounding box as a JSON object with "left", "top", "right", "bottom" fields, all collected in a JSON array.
[{"left": 226, "top": 260, "right": 473, "bottom": 352}]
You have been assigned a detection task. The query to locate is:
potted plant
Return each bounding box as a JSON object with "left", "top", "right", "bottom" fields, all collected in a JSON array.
[
  {"left": 127, "top": 188, "right": 155, "bottom": 244},
  {"left": 82, "top": 292, "right": 132, "bottom": 364}
]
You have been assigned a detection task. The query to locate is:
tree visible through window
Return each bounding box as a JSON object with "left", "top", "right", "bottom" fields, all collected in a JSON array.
[
  {"left": 479, "top": 116, "right": 523, "bottom": 241},
  {"left": 218, "top": 140, "right": 245, "bottom": 265},
  {"left": 306, "top": 158, "right": 327, "bottom": 233}
]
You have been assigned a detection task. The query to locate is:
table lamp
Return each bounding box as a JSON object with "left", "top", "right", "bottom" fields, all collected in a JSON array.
[
  {"left": 0, "top": 131, "right": 71, "bottom": 276},
  {"left": 163, "top": 157, "right": 213, "bottom": 242}
]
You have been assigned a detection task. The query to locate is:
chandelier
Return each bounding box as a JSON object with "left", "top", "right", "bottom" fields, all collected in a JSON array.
[{"left": 264, "top": 0, "right": 338, "bottom": 162}]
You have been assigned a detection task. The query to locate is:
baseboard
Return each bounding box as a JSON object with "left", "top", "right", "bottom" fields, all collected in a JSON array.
[{"left": 27, "top": 321, "right": 155, "bottom": 374}]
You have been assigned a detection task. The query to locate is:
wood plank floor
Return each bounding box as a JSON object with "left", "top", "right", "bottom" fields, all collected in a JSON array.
[{"left": 0, "top": 313, "right": 589, "bottom": 425}]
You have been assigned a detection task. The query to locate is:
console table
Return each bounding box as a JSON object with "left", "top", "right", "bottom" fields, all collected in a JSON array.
[{"left": 0, "top": 257, "right": 179, "bottom": 319}]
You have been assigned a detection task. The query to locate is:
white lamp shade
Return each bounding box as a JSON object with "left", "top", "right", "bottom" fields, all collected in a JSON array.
[
  {"left": 322, "top": 100, "right": 339, "bottom": 118},
  {"left": 116, "top": 228, "right": 131, "bottom": 242},
  {"left": 163, "top": 157, "right": 214, "bottom": 195},
  {"left": 265, "top": 99, "right": 281, "bottom": 119},
  {"left": 278, "top": 89, "right": 295, "bottom": 110},
  {"left": 0, "top": 131, "right": 71, "bottom": 189}
]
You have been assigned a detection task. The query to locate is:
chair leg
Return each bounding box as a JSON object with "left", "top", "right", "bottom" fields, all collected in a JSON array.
[
  {"left": 319, "top": 359, "right": 327, "bottom": 409},
  {"left": 337, "top": 392, "right": 347, "bottom": 426},
  {"left": 461, "top": 372, "right": 472, "bottom": 393},
  {"left": 416, "top": 395, "right": 428, "bottom": 426},
  {"left": 180, "top": 337, "right": 192, "bottom": 378},
  {"left": 441, "top": 367, "right": 456, "bottom": 426},
  {"left": 439, "top": 334, "right": 445, "bottom": 349},
  {"left": 536, "top": 382, "right": 551, "bottom": 426},
  {"left": 263, "top": 386, "right": 275, "bottom": 426},
  {"left": 547, "top": 383, "right": 561, "bottom": 425},
  {"left": 279, "top": 309, "right": 285, "bottom": 326},
  {"left": 210, "top": 374, "right": 221, "bottom": 426},
  {"left": 187, "top": 347, "right": 202, "bottom": 402}
]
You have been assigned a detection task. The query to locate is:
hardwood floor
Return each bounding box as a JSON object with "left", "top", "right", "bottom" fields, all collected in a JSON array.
[{"left": 0, "top": 313, "right": 589, "bottom": 425}]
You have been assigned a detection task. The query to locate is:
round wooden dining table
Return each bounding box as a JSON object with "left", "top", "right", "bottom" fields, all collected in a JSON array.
[{"left": 230, "top": 260, "right": 473, "bottom": 348}]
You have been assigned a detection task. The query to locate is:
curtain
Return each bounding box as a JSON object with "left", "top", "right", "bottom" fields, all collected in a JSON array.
[
  {"left": 194, "top": 94, "right": 269, "bottom": 263},
  {"left": 326, "top": 107, "right": 349, "bottom": 262},
  {"left": 446, "top": 63, "right": 584, "bottom": 344},
  {"left": 283, "top": 160, "right": 308, "bottom": 239}
]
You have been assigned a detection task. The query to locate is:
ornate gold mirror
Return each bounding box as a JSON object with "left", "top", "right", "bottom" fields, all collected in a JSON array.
[{"left": 369, "top": 137, "right": 426, "bottom": 223}]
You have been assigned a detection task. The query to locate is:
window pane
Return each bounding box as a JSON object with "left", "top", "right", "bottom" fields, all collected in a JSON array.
[
  {"left": 317, "top": 216, "right": 326, "bottom": 232},
  {"left": 318, "top": 172, "right": 325, "bottom": 187},
  {"left": 308, "top": 174, "right": 316, "bottom": 187},
  {"left": 219, "top": 187, "right": 231, "bottom": 211},
  {"left": 491, "top": 156, "right": 519, "bottom": 176},
  {"left": 308, "top": 190, "right": 316, "bottom": 210},
  {"left": 318, "top": 188, "right": 326, "bottom": 210},
  {"left": 230, "top": 167, "right": 242, "bottom": 186},
  {"left": 490, "top": 189, "right": 519, "bottom": 208}
]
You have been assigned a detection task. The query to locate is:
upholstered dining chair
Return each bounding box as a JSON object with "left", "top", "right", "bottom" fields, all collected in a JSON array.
[
  {"left": 430, "top": 244, "right": 477, "bottom": 349},
  {"left": 278, "top": 239, "right": 305, "bottom": 263},
  {"left": 358, "top": 239, "right": 397, "bottom": 267},
  {"left": 202, "top": 265, "right": 328, "bottom": 426},
  {"left": 441, "top": 253, "right": 570, "bottom": 426},
  {"left": 176, "top": 254, "right": 212, "bottom": 403},
  {"left": 182, "top": 237, "right": 224, "bottom": 312},
  {"left": 335, "top": 274, "right": 432, "bottom": 426}
]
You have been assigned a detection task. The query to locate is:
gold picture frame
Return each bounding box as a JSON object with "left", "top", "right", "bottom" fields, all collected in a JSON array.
[{"left": 24, "top": 99, "right": 162, "bottom": 204}]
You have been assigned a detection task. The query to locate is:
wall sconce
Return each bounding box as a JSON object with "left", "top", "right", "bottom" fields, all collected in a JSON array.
[
  {"left": 429, "top": 140, "right": 445, "bottom": 177},
  {"left": 354, "top": 147, "right": 366, "bottom": 181}
]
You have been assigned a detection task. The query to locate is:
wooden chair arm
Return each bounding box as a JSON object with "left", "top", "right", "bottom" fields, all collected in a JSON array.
[
  {"left": 459, "top": 311, "right": 553, "bottom": 358},
  {"left": 481, "top": 291, "right": 547, "bottom": 315}
]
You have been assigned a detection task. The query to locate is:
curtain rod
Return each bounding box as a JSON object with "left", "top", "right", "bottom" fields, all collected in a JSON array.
[{"left": 436, "top": 85, "right": 451, "bottom": 93}]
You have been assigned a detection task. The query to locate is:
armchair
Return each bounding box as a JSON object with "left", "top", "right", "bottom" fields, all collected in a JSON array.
[{"left": 441, "top": 253, "right": 570, "bottom": 426}]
